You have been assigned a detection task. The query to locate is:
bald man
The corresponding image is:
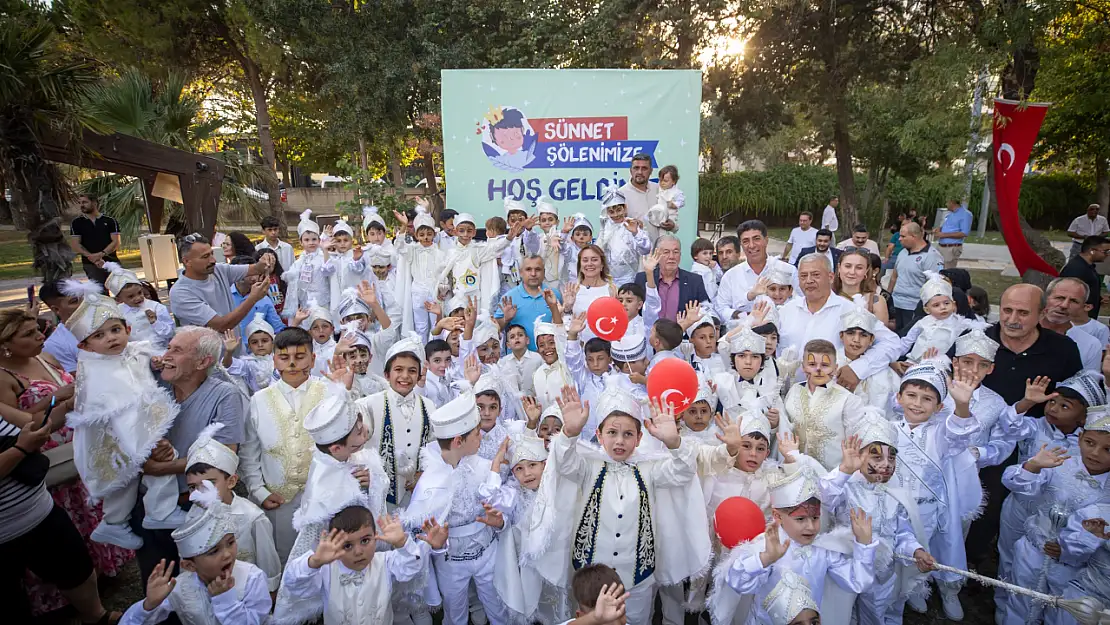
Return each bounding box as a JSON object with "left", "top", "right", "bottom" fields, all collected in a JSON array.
[{"left": 888, "top": 221, "right": 944, "bottom": 333}]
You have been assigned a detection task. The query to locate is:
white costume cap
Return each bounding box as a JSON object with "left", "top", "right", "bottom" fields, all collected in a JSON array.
[
  {"left": 693, "top": 374, "right": 717, "bottom": 407},
  {"left": 769, "top": 465, "right": 820, "bottom": 509},
  {"left": 839, "top": 293, "right": 880, "bottom": 335},
  {"left": 413, "top": 205, "right": 436, "bottom": 231},
  {"left": 297, "top": 209, "right": 320, "bottom": 237},
  {"left": 445, "top": 292, "right": 468, "bottom": 316},
  {"left": 332, "top": 219, "right": 354, "bottom": 237},
  {"left": 245, "top": 312, "right": 276, "bottom": 340},
  {"left": 362, "top": 205, "right": 385, "bottom": 229},
  {"left": 506, "top": 420, "right": 548, "bottom": 466},
  {"left": 611, "top": 333, "right": 649, "bottom": 363},
  {"left": 919, "top": 271, "right": 953, "bottom": 305},
  {"left": 595, "top": 375, "right": 644, "bottom": 424},
  {"left": 472, "top": 319, "right": 501, "bottom": 347},
  {"left": 504, "top": 198, "right": 528, "bottom": 217},
  {"left": 1085, "top": 404, "right": 1110, "bottom": 432},
  {"left": 740, "top": 409, "right": 772, "bottom": 440},
  {"left": 337, "top": 287, "right": 371, "bottom": 320},
  {"left": 750, "top": 295, "right": 781, "bottom": 330},
  {"left": 303, "top": 298, "right": 333, "bottom": 330},
  {"left": 763, "top": 258, "right": 794, "bottom": 287},
  {"left": 304, "top": 391, "right": 361, "bottom": 445},
  {"left": 600, "top": 186, "right": 626, "bottom": 209},
  {"left": 853, "top": 407, "right": 898, "bottom": 448},
  {"left": 901, "top": 356, "right": 951, "bottom": 403},
  {"left": 720, "top": 324, "right": 766, "bottom": 356},
  {"left": 536, "top": 197, "right": 558, "bottom": 217},
  {"left": 366, "top": 244, "right": 393, "bottom": 267},
  {"left": 687, "top": 312, "right": 718, "bottom": 337},
  {"left": 1058, "top": 370, "right": 1107, "bottom": 407},
  {"left": 172, "top": 482, "right": 238, "bottom": 558},
  {"left": 102, "top": 261, "right": 143, "bottom": 297},
  {"left": 386, "top": 332, "right": 425, "bottom": 366},
  {"left": 455, "top": 213, "right": 476, "bottom": 227},
  {"left": 186, "top": 423, "right": 239, "bottom": 476},
  {"left": 339, "top": 321, "right": 372, "bottom": 350},
  {"left": 540, "top": 403, "right": 563, "bottom": 424},
  {"left": 474, "top": 373, "right": 500, "bottom": 398},
  {"left": 763, "top": 570, "right": 819, "bottom": 625},
  {"left": 570, "top": 212, "right": 593, "bottom": 234},
  {"left": 431, "top": 390, "right": 481, "bottom": 439},
  {"left": 533, "top": 318, "right": 557, "bottom": 339},
  {"left": 954, "top": 320, "right": 999, "bottom": 361},
  {"left": 62, "top": 280, "right": 123, "bottom": 343}
]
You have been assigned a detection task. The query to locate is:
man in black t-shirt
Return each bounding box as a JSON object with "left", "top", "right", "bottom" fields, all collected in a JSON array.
[
  {"left": 69, "top": 193, "right": 120, "bottom": 285},
  {"left": 1060, "top": 234, "right": 1110, "bottom": 319}
]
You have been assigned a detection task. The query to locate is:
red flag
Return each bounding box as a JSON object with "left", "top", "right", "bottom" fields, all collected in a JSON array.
[{"left": 992, "top": 99, "right": 1056, "bottom": 277}]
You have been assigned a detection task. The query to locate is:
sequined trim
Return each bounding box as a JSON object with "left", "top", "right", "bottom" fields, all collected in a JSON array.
[
  {"left": 792, "top": 385, "right": 839, "bottom": 466},
  {"left": 632, "top": 466, "right": 656, "bottom": 584},
  {"left": 264, "top": 383, "right": 325, "bottom": 502},
  {"left": 382, "top": 396, "right": 431, "bottom": 505},
  {"left": 570, "top": 464, "right": 656, "bottom": 584}
]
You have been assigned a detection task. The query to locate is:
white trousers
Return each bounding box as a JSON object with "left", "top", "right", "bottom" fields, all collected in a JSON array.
[
  {"left": 657, "top": 583, "right": 693, "bottom": 625},
  {"left": 434, "top": 543, "right": 507, "bottom": 625},
  {"left": 102, "top": 470, "right": 180, "bottom": 526},
  {"left": 856, "top": 571, "right": 904, "bottom": 625},
  {"left": 623, "top": 582, "right": 657, "bottom": 625},
  {"left": 999, "top": 537, "right": 1079, "bottom": 625},
  {"left": 264, "top": 490, "right": 302, "bottom": 564},
  {"left": 411, "top": 283, "right": 435, "bottom": 342}
]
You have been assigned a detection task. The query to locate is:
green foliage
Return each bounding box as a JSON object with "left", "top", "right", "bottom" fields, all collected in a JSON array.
[{"left": 330, "top": 158, "right": 412, "bottom": 234}]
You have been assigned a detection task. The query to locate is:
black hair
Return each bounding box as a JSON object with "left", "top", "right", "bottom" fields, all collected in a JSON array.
[
  {"left": 967, "top": 285, "right": 990, "bottom": 317},
  {"left": 1082, "top": 235, "right": 1109, "bottom": 253},
  {"left": 438, "top": 209, "right": 458, "bottom": 225},
  {"left": 572, "top": 564, "right": 624, "bottom": 610},
  {"left": 184, "top": 462, "right": 231, "bottom": 478},
  {"left": 366, "top": 220, "right": 386, "bottom": 233},
  {"left": 745, "top": 431, "right": 769, "bottom": 443},
  {"left": 800, "top": 210, "right": 813, "bottom": 220},
  {"left": 617, "top": 282, "right": 645, "bottom": 302},
  {"left": 737, "top": 220, "right": 767, "bottom": 239},
  {"left": 752, "top": 322, "right": 779, "bottom": 335},
  {"left": 492, "top": 107, "right": 525, "bottom": 133},
  {"left": 584, "top": 337, "right": 612, "bottom": 356},
  {"left": 653, "top": 319, "right": 684, "bottom": 351},
  {"left": 899, "top": 379, "right": 941, "bottom": 402},
  {"left": 853, "top": 223, "right": 869, "bottom": 234},
  {"left": 630, "top": 152, "right": 652, "bottom": 165},
  {"left": 315, "top": 421, "right": 358, "bottom": 452},
  {"left": 329, "top": 505, "right": 375, "bottom": 533},
  {"left": 275, "top": 327, "right": 314, "bottom": 351},
  {"left": 868, "top": 252, "right": 883, "bottom": 271},
  {"left": 425, "top": 339, "right": 451, "bottom": 359},
  {"left": 38, "top": 281, "right": 64, "bottom": 303},
  {"left": 384, "top": 351, "right": 421, "bottom": 373},
  {"left": 716, "top": 235, "right": 739, "bottom": 251},
  {"left": 230, "top": 254, "right": 255, "bottom": 266},
  {"left": 260, "top": 216, "right": 281, "bottom": 229},
  {"left": 476, "top": 389, "right": 501, "bottom": 402},
  {"left": 505, "top": 323, "right": 527, "bottom": 337},
  {"left": 816, "top": 228, "right": 833, "bottom": 239},
  {"left": 255, "top": 248, "right": 286, "bottom": 293},
  {"left": 941, "top": 268, "right": 972, "bottom": 292},
  {"left": 228, "top": 232, "right": 256, "bottom": 257},
  {"left": 1056, "top": 386, "right": 1091, "bottom": 407}
]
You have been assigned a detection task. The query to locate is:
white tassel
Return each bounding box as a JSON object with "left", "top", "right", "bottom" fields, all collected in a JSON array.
[
  {"left": 101, "top": 261, "right": 124, "bottom": 275},
  {"left": 299, "top": 208, "right": 313, "bottom": 222},
  {"left": 188, "top": 479, "right": 222, "bottom": 509},
  {"left": 59, "top": 278, "right": 104, "bottom": 298}
]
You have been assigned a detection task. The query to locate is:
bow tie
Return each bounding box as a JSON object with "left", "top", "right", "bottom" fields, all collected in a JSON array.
[
  {"left": 338, "top": 571, "right": 365, "bottom": 587},
  {"left": 396, "top": 393, "right": 417, "bottom": 409}
]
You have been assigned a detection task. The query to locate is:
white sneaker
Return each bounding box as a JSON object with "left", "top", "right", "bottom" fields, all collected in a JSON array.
[
  {"left": 906, "top": 594, "right": 928, "bottom": 614},
  {"left": 91, "top": 522, "right": 144, "bottom": 550},
  {"left": 142, "top": 507, "right": 188, "bottom": 530},
  {"left": 940, "top": 588, "right": 964, "bottom": 621}
]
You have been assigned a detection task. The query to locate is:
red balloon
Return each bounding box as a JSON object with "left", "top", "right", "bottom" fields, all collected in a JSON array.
[
  {"left": 715, "top": 497, "right": 766, "bottom": 549},
  {"left": 586, "top": 296, "right": 629, "bottom": 341},
  {"left": 646, "top": 358, "right": 699, "bottom": 413}
]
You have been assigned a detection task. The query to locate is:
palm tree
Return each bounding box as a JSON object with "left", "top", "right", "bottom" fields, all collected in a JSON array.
[
  {"left": 80, "top": 68, "right": 270, "bottom": 240},
  {"left": 0, "top": 16, "right": 102, "bottom": 283}
]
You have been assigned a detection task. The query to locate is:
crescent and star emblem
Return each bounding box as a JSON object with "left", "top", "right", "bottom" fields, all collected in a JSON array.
[
  {"left": 659, "top": 388, "right": 689, "bottom": 409},
  {"left": 594, "top": 316, "right": 619, "bottom": 336},
  {"left": 997, "top": 143, "right": 1016, "bottom": 175}
]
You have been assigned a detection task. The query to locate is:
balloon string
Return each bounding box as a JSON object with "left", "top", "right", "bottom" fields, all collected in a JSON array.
[{"left": 892, "top": 554, "right": 1059, "bottom": 606}]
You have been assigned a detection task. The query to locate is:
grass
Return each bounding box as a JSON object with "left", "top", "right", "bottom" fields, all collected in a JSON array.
[
  {"left": 966, "top": 268, "right": 1022, "bottom": 307},
  {"left": 0, "top": 229, "right": 142, "bottom": 281}
]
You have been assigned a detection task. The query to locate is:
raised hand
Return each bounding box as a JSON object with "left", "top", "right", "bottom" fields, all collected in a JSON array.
[
  {"left": 677, "top": 301, "right": 702, "bottom": 331},
  {"left": 624, "top": 219, "right": 641, "bottom": 235},
  {"left": 424, "top": 300, "right": 443, "bottom": 317},
  {"left": 1081, "top": 518, "right": 1109, "bottom": 540},
  {"left": 292, "top": 308, "right": 310, "bottom": 327},
  {"left": 850, "top": 508, "right": 873, "bottom": 545},
  {"left": 562, "top": 216, "right": 575, "bottom": 234},
  {"left": 143, "top": 559, "right": 177, "bottom": 611},
  {"left": 640, "top": 249, "right": 661, "bottom": 274},
  {"left": 499, "top": 296, "right": 517, "bottom": 323},
  {"left": 352, "top": 243, "right": 363, "bottom": 261},
  {"left": 326, "top": 355, "right": 354, "bottom": 390},
  {"left": 206, "top": 570, "right": 235, "bottom": 596},
  {"left": 1024, "top": 444, "right": 1070, "bottom": 473},
  {"left": 752, "top": 298, "right": 771, "bottom": 324},
  {"left": 463, "top": 296, "right": 477, "bottom": 329},
  {"left": 491, "top": 437, "right": 510, "bottom": 472},
  {"left": 644, "top": 397, "right": 681, "bottom": 450},
  {"left": 309, "top": 528, "right": 348, "bottom": 568},
  {"left": 222, "top": 329, "right": 240, "bottom": 354},
  {"left": 561, "top": 282, "right": 579, "bottom": 310},
  {"left": 777, "top": 431, "right": 799, "bottom": 459},
  {"left": 476, "top": 502, "right": 505, "bottom": 529},
  {"left": 378, "top": 514, "right": 408, "bottom": 548},
  {"left": 714, "top": 413, "right": 744, "bottom": 455},
  {"left": 419, "top": 518, "right": 449, "bottom": 549},
  {"left": 921, "top": 346, "right": 940, "bottom": 361},
  {"left": 1024, "top": 376, "right": 1057, "bottom": 404},
  {"left": 913, "top": 548, "right": 937, "bottom": 572},
  {"left": 357, "top": 280, "right": 377, "bottom": 306},
  {"left": 948, "top": 370, "right": 976, "bottom": 407},
  {"left": 760, "top": 521, "right": 789, "bottom": 566},
  {"left": 522, "top": 395, "right": 542, "bottom": 429},
  {"left": 555, "top": 385, "right": 589, "bottom": 437},
  {"left": 749, "top": 277, "right": 769, "bottom": 298},
  {"left": 464, "top": 354, "right": 481, "bottom": 385},
  {"left": 591, "top": 583, "right": 630, "bottom": 623},
  {"left": 145, "top": 309, "right": 158, "bottom": 324},
  {"left": 839, "top": 435, "right": 864, "bottom": 475},
  {"left": 568, "top": 312, "right": 587, "bottom": 338},
  {"left": 543, "top": 288, "right": 559, "bottom": 309}
]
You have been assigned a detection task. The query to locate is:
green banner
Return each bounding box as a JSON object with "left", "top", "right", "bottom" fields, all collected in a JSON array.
[{"left": 441, "top": 69, "right": 702, "bottom": 262}]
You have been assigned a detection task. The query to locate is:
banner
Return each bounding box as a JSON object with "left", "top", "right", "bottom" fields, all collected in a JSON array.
[
  {"left": 441, "top": 69, "right": 702, "bottom": 258},
  {"left": 992, "top": 99, "right": 1056, "bottom": 277}
]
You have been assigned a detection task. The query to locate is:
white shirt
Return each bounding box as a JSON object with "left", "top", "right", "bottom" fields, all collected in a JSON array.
[
  {"left": 786, "top": 226, "right": 818, "bottom": 263},
  {"left": 1068, "top": 214, "right": 1110, "bottom": 243},
  {"left": 1066, "top": 325, "right": 1104, "bottom": 372},
  {"left": 689, "top": 262, "right": 718, "bottom": 299},
  {"left": 714, "top": 259, "right": 799, "bottom": 320},
  {"left": 1073, "top": 318, "right": 1110, "bottom": 347},
  {"left": 619, "top": 181, "right": 660, "bottom": 239},
  {"left": 256, "top": 238, "right": 295, "bottom": 271},
  {"left": 822, "top": 204, "right": 839, "bottom": 233},
  {"left": 777, "top": 293, "right": 903, "bottom": 381},
  {"left": 836, "top": 238, "right": 881, "bottom": 255},
  {"left": 498, "top": 350, "right": 543, "bottom": 397}
]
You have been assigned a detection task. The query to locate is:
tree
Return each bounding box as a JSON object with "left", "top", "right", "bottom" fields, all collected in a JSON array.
[{"left": 0, "top": 13, "right": 98, "bottom": 283}]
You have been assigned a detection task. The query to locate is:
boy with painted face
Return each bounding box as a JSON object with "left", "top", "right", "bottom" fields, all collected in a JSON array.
[
  {"left": 278, "top": 505, "right": 447, "bottom": 625},
  {"left": 559, "top": 213, "right": 595, "bottom": 286},
  {"left": 837, "top": 295, "right": 900, "bottom": 413},
  {"left": 64, "top": 282, "right": 183, "bottom": 550},
  {"left": 441, "top": 210, "right": 522, "bottom": 316},
  {"left": 818, "top": 413, "right": 937, "bottom": 625},
  {"left": 900, "top": 271, "right": 974, "bottom": 362},
  {"left": 283, "top": 209, "right": 336, "bottom": 319},
  {"left": 782, "top": 339, "right": 864, "bottom": 470},
  {"left": 393, "top": 205, "right": 451, "bottom": 342},
  {"left": 715, "top": 461, "right": 877, "bottom": 625},
  {"left": 403, "top": 376, "right": 513, "bottom": 625},
  {"left": 998, "top": 406, "right": 1110, "bottom": 625},
  {"left": 550, "top": 386, "right": 710, "bottom": 625},
  {"left": 240, "top": 326, "right": 333, "bottom": 562},
  {"left": 185, "top": 424, "right": 282, "bottom": 594},
  {"left": 596, "top": 187, "right": 651, "bottom": 286},
  {"left": 327, "top": 219, "right": 370, "bottom": 318},
  {"left": 715, "top": 323, "right": 786, "bottom": 433},
  {"left": 103, "top": 261, "right": 174, "bottom": 348},
  {"left": 119, "top": 489, "right": 273, "bottom": 625},
  {"left": 888, "top": 358, "right": 981, "bottom": 619}
]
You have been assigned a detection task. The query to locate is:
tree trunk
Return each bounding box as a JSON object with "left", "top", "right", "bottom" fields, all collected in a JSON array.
[
  {"left": 0, "top": 177, "right": 11, "bottom": 225},
  {"left": 422, "top": 151, "right": 441, "bottom": 211},
  {"left": 13, "top": 159, "right": 75, "bottom": 284},
  {"left": 389, "top": 151, "right": 404, "bottom": 187},
  {"left": 1096, "top": 154, "right": 1109, "bottom": 217},
  {"left": 830, "top": 101, "right": 858, "bottom": 240},
  {"left": 239, "top": 55, "right": 284, "bottom": 230},
  {"left": 358, "top": 136, "right": 369, "bottom": 171}
]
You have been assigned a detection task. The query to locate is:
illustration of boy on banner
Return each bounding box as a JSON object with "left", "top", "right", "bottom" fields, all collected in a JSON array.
[{"left": 480, "top": 105, "right": 537, "bottom": 171}]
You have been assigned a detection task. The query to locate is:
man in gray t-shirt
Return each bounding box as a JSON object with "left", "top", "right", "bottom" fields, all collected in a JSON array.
[
  {"left": 169, "top": 234, "right": 273, "bottom": 333},
  {"left": 888, "top": 221, "right": 944, "bottom": 332}
]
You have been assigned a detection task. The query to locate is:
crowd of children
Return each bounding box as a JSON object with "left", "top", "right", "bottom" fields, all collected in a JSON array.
[{"left": 39, "top": 163, "right": 1110, "bottom": 625}]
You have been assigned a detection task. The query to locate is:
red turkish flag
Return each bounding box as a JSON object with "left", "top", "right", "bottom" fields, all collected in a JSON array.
[{"left": 993, "top": 99, "right": 1056, "bottom": 277}]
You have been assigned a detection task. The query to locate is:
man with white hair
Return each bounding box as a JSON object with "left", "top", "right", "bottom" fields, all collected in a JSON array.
[
  {"left": 633, "top": 234, "right": 709, "bottom": 321},
  {"left": 778, "top": 253, "right": 902, "bottom": 391},
  {"left": 1041, "top": 277, "right": 1104, "bottom": 371}
]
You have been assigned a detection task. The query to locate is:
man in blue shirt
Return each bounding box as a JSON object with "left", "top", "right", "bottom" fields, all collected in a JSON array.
[
  {"left": 493, "top": 255, "right": 561, "bottom": 350},
  {"left": 228, "top": 256, "right": 285, "bottom": 343},
  {"left": 934, "top": 199, "right": 973, "bottom": 268}
]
